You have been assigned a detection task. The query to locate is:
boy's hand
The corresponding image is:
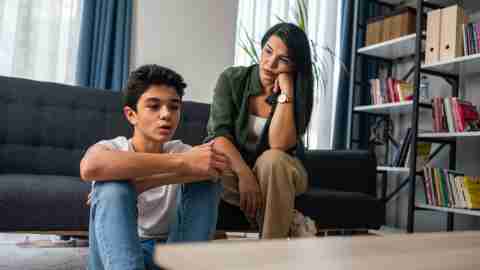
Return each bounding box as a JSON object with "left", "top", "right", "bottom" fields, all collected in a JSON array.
[{"left": 180, "top": 141, "right": 230, "bottom": 178}]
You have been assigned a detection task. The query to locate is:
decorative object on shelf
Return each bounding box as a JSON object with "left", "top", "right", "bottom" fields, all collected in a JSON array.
[
  {"left": 419, "top": 75, "right": 430, "bottom": 103},
  {"left": 369, "top": 118, "right": 397, "bottom": 148}
]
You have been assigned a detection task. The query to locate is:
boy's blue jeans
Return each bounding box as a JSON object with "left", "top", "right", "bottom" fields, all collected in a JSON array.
[{"left": 87, "top": 180, "right": 222, "bottom": 270}]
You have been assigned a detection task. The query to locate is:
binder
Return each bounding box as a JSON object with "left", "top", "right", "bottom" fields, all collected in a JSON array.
[
  {"left": 382, "top": 16, "right": 393, "bottom": 42},
  {"left": 426, "top": 9, "right": 441, "bottom": 64},
  {"left": 440, "top": 5, "right": 466, "bottom": 61},
  {"left": 391, "top": 11, "right": 416, "bottom": 40},
  {"left": 366, "top": 20, "right": 383, "bottom": 46}
]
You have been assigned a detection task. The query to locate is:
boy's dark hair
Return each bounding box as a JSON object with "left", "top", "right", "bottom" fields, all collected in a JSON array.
[{"left": 123, "top": 64, "right": 187, "bottom": 110}]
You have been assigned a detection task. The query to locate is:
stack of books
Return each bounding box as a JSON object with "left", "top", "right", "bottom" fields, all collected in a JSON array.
[
  {"left": 391, "top": 128, "right": 431, "bottom": 169},
  {"left": 423, "top": 167, "right": 480, "bottom": 209},
  {"left": 432, "top": 97, "right": 480, "bottom": 132},
  {"left": 463, "top": 21, "right": 480, "bottom": 56},
  {"left": 369, "top": 78, "right": 414, "bottom": 105}
]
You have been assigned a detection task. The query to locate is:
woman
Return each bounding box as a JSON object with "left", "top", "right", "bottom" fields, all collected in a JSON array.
[{"left": 205, "top": 23, "right": 314, "bottom": 239}]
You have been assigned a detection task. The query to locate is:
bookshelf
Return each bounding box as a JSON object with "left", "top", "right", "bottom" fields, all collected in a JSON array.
[
  {"left": 347, "top": 0, "right": 480, "bottom": 233},
  {"left": 378, "top": 0, "right": 475, "bottom": 8}
]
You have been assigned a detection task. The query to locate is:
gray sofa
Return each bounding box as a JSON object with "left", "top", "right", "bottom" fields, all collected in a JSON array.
[{"left": 0, "top": 75, "right": 385, "bottom": 233}]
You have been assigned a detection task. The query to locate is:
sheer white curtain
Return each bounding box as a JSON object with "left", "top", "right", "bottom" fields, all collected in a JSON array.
[
  {"left": 235, "top": 0, "right": 342, "bottom": 149},
  {"left": 0, "top": 0, "right": 81, "bottom": 84}
]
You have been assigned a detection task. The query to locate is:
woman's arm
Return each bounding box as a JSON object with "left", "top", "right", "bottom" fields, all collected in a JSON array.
[
  {"left": 214, "top": 137, "right": 262, "bottom": 218},
  {"left": 268, "top": 73, "right": 297, "bottom": 150}
]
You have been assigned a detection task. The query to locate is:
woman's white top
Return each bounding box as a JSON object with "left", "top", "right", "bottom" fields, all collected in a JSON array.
[{"left": 245, "top": 114, "right": 268, "bottom": 153}]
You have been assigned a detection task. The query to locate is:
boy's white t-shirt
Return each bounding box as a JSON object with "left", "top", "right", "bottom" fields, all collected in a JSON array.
[{"left": 92, "top": 136, "right": 191, "bottom": 239}]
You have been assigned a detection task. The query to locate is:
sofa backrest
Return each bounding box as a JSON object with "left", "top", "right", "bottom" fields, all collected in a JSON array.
[
  {"left": 0, "top": 76, "right": 212, "bottom": 177},
  {"left": 0, "top": 76, "right": 132, "bottom": 176},
  {"left": 173, "top": 101, "right": 210, "bottom": 146}
]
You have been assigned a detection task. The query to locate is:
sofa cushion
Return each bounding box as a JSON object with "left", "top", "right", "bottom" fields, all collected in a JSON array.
[
  {"left": 0, "top": 174, "right": 90, "bottom": 231},
  {"left": 295, "top": 188, "right": 385, "bottom": 229},
  {"left": 218, "top": 188, "right": 385, "bottom": 232}
]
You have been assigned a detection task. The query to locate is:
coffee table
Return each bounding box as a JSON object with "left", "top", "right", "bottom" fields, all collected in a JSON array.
[{"left": 155, "top": 231, "right": 480, "bottom": 269}]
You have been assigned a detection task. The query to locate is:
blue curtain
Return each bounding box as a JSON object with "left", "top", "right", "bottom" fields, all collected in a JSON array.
[
  {"left": 332, "top": 0, "right": 379, "bottom": 149},
  {"left": 76, "top": 0, "right": 132, "bottom": 91},
  {"left": 331, "top": 0, "right": 354, "bottom": 149}
]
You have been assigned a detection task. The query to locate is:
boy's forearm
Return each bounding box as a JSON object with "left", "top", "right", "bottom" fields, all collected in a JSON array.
[
  {"left": 134, "top": 173, "right": 210, "bottom": 194},
  {"left": 81, "top": 148, "right": 185, "bottom": 181}
]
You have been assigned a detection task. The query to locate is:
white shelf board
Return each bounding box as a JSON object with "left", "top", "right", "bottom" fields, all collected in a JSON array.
[
  {"left": 358, "top": 34, "right": 418, "bottom": 60},
  {"left": 416, "top": 203, "right": 480, "bottom": 217},
  {"left": 418, "top": 131, "right": 480, "bottom": 138},
  {"left": 377, "top": 166, "right": 410, "bottom": 173},
  {"left": 354, "top": 101, "right": 413, "bottom": 115},
  {"left": 377, "top": 0, "right": 475, "bottom": 8},
  {"left": 422, "top": 53, "right": 480, "bottom": 75},
  {"left": 375, "top": 0, "right": 403, "bottom": 4}
]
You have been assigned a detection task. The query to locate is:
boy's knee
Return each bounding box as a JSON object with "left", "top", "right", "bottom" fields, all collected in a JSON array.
[
  {"left": 184, "top": 180, "right": 222, "bottom": 193},
  {"left": 95, "top": 181, "right": 136, "bottom": 204}
]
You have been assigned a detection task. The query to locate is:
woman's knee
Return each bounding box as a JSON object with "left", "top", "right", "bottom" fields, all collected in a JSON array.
[{"left": 255, "top": 149, "right": 290, "bottom": 170}]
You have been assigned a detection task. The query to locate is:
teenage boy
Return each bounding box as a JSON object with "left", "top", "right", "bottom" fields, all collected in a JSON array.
[{"left": 81, "top": 64, "right": 229, "bottom": 270}]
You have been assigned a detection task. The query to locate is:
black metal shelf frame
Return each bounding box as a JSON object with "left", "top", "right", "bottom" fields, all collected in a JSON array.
[{"left": 346, "top": 0, "right": 478, "bottom": 233}]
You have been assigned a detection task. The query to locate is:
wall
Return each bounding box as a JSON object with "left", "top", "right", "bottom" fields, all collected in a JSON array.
[{"left": 131, "top": 0, "right": 239, "bottom": 103}]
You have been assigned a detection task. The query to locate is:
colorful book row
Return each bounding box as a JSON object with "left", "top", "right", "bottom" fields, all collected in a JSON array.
[
  {"left": 369, "top": 78, "right": 413, "bottom": 105},
  {"left": 432, "top": 97, "right": 480, "bottom": 133},
  {"left": 423, "top": 167, "right": 480, "bottom": 209}
]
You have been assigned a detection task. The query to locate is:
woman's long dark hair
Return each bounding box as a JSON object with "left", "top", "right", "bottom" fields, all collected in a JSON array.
[{"left": 261, "top": 23, "right": 314, "bottom": 136}]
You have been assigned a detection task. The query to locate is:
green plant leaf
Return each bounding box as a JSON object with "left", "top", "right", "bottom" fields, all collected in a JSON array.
[{"left": 240, "top": 24, "right": 259, "bottom": 64}]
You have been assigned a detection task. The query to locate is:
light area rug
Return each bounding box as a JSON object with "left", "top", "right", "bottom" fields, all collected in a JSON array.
[{"left": 0, "top": 234, "right": 87, "bottom": 270}]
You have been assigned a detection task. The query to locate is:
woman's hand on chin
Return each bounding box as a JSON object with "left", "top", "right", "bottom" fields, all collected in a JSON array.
[{"left": 274, "top": 73, "right": 294, "bottom": 95}]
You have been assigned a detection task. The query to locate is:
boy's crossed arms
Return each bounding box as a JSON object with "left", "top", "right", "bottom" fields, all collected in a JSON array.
[{"left": 81, "top": 140, "right": 229, "bottom": 197}]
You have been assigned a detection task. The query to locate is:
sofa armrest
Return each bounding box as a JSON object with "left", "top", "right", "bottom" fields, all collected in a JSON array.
[{"left": 303, "top": 150, "right": 377, "bottom": 197}]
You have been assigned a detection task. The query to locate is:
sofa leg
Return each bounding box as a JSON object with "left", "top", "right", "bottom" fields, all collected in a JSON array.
[{"left": 214, "top": 231, "right": 227, "bottom": 240}]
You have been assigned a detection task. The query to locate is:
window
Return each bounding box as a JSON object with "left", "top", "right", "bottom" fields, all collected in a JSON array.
[
  {"left": 0, "top": 0, "right": 81, "bottom": 84},
  {"left": 235, "top": 0, "right": 342, "bottom": 149}
]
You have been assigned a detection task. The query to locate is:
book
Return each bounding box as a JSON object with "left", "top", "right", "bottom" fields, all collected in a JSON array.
[
  {"left": 396, "top": 128, "right": 412, "bottom": 167},
  {"left": 444, "top": 97, "right": 455, "bottom": 132},
  {"left": 393, "top": 128, "right": 411, "bottom": 166},
  {"left": 463, "top": 176, "right": 480, "bottom": 209},
  {"left": 397, "top": 82, "right": 414, "bottom": 101}
]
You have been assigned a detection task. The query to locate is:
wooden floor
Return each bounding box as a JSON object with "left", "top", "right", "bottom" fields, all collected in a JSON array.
[{"left": 154, "top": 231, "right": 480, "bottom": 270}]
